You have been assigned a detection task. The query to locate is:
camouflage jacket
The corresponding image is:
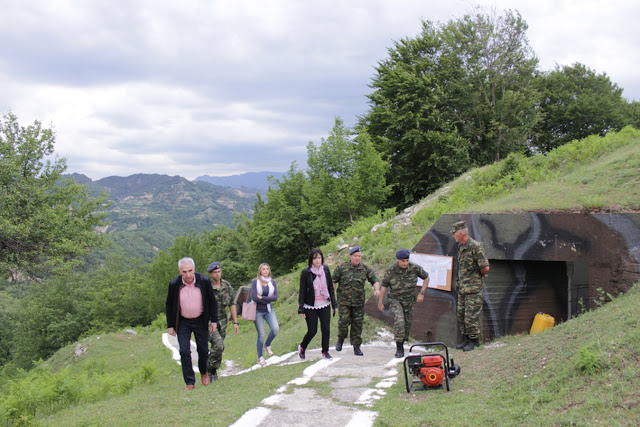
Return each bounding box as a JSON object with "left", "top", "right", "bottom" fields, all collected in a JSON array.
[
  {"left": 456, "top": 237, "right": 489, "bottom": 294},
  {"left": 381, "top": 262, "right": 429, "bottom": 302},
  {"left": 332, "top": 261, "right": 378, "bottom": 306},
  {"left": 212, "top": 279, "right": 235, "bottom": 328}
]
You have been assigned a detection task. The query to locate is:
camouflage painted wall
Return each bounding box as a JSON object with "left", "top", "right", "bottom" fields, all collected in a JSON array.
[{"left": 366, "top": 213, "right": 640, "bottom": 346}]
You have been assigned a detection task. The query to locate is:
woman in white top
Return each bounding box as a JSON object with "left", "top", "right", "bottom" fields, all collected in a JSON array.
[{"left": 250, "top": 263, "right": 279, "bottom": 365}]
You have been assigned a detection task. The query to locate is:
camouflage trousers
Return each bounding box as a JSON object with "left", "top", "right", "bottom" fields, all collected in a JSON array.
[
  {"left": 337, "top": 304, "right": 364, "bottom": 347},
  {"left": 207, "top": 324, "right": 227, "bottom": 372},
  {"left": 457, "top": 292, "right": 483, "bottom": 340},
  {"left": 389, "top": 299, "right": 414, "bottom": 343}
]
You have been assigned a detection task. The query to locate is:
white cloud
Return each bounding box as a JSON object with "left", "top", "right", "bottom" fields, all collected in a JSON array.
[{"left": 2, "top": 0, "right": 639, "bottom": 180}]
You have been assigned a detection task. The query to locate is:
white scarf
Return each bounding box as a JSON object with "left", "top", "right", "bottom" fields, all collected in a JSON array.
[{"left": 258, "top": 277, "right": 275, "bottom": 312}]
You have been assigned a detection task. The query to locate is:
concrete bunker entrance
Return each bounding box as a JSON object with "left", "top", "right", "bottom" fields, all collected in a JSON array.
[
  {"left": 366, "top": 212, "right": 640, "bottom": 347},
  {"left": 483, "top": 259, "right": 572, "bottom": 339}
]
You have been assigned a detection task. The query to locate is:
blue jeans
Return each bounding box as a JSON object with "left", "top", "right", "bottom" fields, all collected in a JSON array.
[{"left": 255, "top": 309, "right": 279, "bottom": 358}]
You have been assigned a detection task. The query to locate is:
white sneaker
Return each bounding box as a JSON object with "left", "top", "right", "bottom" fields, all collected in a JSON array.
[
  {"left": 264, "top": 346, "right": 274, "bottom": 357},
  {"left": 258, "top": 356, "right": 267, "bottom": 366}
]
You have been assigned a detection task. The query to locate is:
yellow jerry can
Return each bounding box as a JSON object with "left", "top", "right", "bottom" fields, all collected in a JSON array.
[{"left": 530, "top": 312, "right": 555, "bottom": 334}]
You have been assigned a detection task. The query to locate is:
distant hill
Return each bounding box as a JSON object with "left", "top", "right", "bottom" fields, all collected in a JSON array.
[
  {"left": 194, "top": 171, "right": 286, "bottom": 191},
  {"left": 66, "top": 173, "right": 257, "bottom": 260}
]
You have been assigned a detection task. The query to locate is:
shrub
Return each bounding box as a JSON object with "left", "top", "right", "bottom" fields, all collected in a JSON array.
[{"left": 575, "top": 347, "right": 605, "bottom": 375}]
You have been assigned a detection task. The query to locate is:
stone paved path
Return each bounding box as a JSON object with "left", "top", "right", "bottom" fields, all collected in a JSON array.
[{"left": 163, "top": 332, "right": 403, "bottom": 426}]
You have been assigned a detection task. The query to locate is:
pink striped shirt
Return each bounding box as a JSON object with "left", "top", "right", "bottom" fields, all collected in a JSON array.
[{"left": 179, "top": 280, "right": 203, "bottom": 319}]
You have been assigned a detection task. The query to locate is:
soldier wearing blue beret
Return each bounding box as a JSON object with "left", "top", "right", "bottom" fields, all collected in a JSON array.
[
  {"left": 378, "top": 249, "right": 430, "bottom": 358},
  {"left": 332, "top": 246, "right": 380, "bottom": 356}
]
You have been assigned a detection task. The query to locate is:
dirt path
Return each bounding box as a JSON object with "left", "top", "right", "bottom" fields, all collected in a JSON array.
[{"left": 163, "top": 332, "right": 402, "bottom": 426}]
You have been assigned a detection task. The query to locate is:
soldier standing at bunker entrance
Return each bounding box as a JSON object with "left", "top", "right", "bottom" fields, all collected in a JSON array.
[
  {"left": 332, "top": 246, "right": 380, "bottom": 356},
  {"left": 206, "top": 261, "right": 239, "bottom": 381},
  {"left": 377, "top": 249, "right": 430, "bottom": 358},
  {"left": 452, "top": 221, "right": 490, "bottom": 352}
]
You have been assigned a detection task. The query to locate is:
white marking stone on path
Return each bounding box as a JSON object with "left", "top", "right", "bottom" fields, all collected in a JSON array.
[{"left": 163, "top": 330, "right": 404, "bottom": 426}]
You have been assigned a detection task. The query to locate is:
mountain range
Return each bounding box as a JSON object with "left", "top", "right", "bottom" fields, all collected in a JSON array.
[
  {"left": 67, "top": 172, "right": 262, "bottom": 260},
  {"left": 194, "top": 171, "right": 285, "bottom": 190}
]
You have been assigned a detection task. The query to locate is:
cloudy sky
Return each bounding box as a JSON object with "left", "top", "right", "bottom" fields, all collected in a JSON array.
[{"left": 2, "top": 0, "right": 639, "bottom": 181}]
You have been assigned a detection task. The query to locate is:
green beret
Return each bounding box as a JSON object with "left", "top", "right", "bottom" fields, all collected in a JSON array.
[{"left": 451, "top": 221, "right": 467, "bottom": 234}]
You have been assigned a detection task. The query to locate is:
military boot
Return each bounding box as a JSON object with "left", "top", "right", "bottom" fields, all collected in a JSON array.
[
  {"left": 353, "top": 346, "right": 363, "bottom": 356},
  {"left": 462, "top": 338, "right": 479, "bottom": 352},
  {"left": 394, "top": 341, "right": 404, "bottom": 358},
  {"left": 456, "top": 335, "right": 469, "bottom": 350},
  {"left": 335, "top": 339, "right": 344, "bottom": 352}
]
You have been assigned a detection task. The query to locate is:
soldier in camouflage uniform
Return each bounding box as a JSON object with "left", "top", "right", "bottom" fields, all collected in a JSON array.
[
  {"left": 332, "top": 246, "right": 380, "bottom": 356},
  {"left": 206, "top": 262, "right": 239, "bottom": 380},
  {"left": 378, "top": 249, "right": 430, "bottom": 358},
  {"left": 452, "top": 221, "right": 490, "bottom": 352}
]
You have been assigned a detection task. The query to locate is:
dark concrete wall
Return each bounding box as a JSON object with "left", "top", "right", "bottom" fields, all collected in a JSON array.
[{"left": 366, "top": 212, "right": 640, "bottom": 346}]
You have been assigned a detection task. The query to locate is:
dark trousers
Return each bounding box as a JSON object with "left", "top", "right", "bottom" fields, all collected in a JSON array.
[
  {"left": 300, "top": 305, "right": 332, "bottom": 353},
  {"left": 177, "top": 316, "right": 209, "bottom": 385}
]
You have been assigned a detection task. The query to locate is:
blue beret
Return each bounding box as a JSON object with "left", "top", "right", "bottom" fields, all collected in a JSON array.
[
  {"left": 396, "top": 249, "right": 410, "bottom": 260},
  {"left": 207, "top": 261, "right": 221, "bottom": 272},
  {"left": 349, "top": 246, "right": 362, "bottom": 255}
]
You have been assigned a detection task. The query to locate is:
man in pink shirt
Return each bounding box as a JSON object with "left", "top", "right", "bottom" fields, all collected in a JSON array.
[{"left": 166, "top": 257, "right": 218, "bottom": 390}]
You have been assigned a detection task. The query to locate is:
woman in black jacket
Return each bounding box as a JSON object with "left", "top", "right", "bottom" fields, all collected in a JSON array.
[{"left": 297, "top": 248, "right": 337, "bottom": 360}]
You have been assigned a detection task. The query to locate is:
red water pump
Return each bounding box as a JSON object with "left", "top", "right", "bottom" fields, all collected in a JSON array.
[
  {"left": 418, "top": 355, "right": 445, "bottom": 387},
  {"left": 403, "top": 342, "right": 460, "bottom": 392}
]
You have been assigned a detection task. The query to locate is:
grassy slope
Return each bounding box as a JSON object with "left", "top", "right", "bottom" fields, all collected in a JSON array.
[
  {"left": 374, "top": 284, "right": 640, "bottom": 426},
  {"left": 9, "top": 128, "right": 640, "bottom": 425},
  {"left": 38, "top": 332, "right": 307, "bottom": 427}
]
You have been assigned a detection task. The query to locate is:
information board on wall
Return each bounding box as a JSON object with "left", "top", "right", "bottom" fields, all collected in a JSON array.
[{"left": 409, "top": 252, "right": 454, "bottom": 292}]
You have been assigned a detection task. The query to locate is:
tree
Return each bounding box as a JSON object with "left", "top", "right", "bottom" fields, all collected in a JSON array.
[
  {"left": 305, "top": 118, "right": 390, "bottom": 228},
  {"left": 0, "top": 113, "right": 109, "bottom": 279},
  {"left": 11, "top": 274, "right": 93, "bottom": 369},
  {"left": 532, "top": 63, "right": 628, "bottom": 152},
  {"left": 249, "top": 165, "right": 320, "bottom": 275},
  {"left": 623, "top": 100, "right": 640, "bottom": 130},
  {"left": 363, "top": 22, "right": 470, "bottom": 208},
  {"left": 441, "top": 9, "right": 540, "bottom": 163},
  {"left": 362, "top": 9, "right": 540, "bottom": 207},
  {"left": 201, "top": 214, "right": 254, "bottom": 285},
  {"left": 86, "top": 252, "right": 156, "bottom": 331}
]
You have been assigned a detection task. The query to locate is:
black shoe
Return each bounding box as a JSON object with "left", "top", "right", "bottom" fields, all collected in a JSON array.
[
  {"left": 394, "top": 341, "right": 404, "bottom": 358},
  {"left": 456, "top": 335, "right": 469, "bottom": 350},
  {"left": 463, "top": 338, "right": 479, "bottom": 352},
  {"left": 353, "top": 346, "right": 363, "bottom": 356},
  {"left": 209, "top": 369, "right": 218, "bottom": 382},
  {"left": 335, "top": 339, "right": 344, "bottom": 352},
  {"left": 298, "top": 345, "right": 305, "bottom": 360},
  {"left": 322, "top": 351, "right": 332, "bottom": 360}
]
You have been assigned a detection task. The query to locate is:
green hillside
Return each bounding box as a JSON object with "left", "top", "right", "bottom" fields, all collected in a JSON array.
[
  {"left": 2, "top": 128, "right": 639, "bottom": 425},
  {"left": 69, "top": 173, "right": 258, "bottom": 260},
  {"left": 24, "top": 284, "right": 639, "bottom": 426}
]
